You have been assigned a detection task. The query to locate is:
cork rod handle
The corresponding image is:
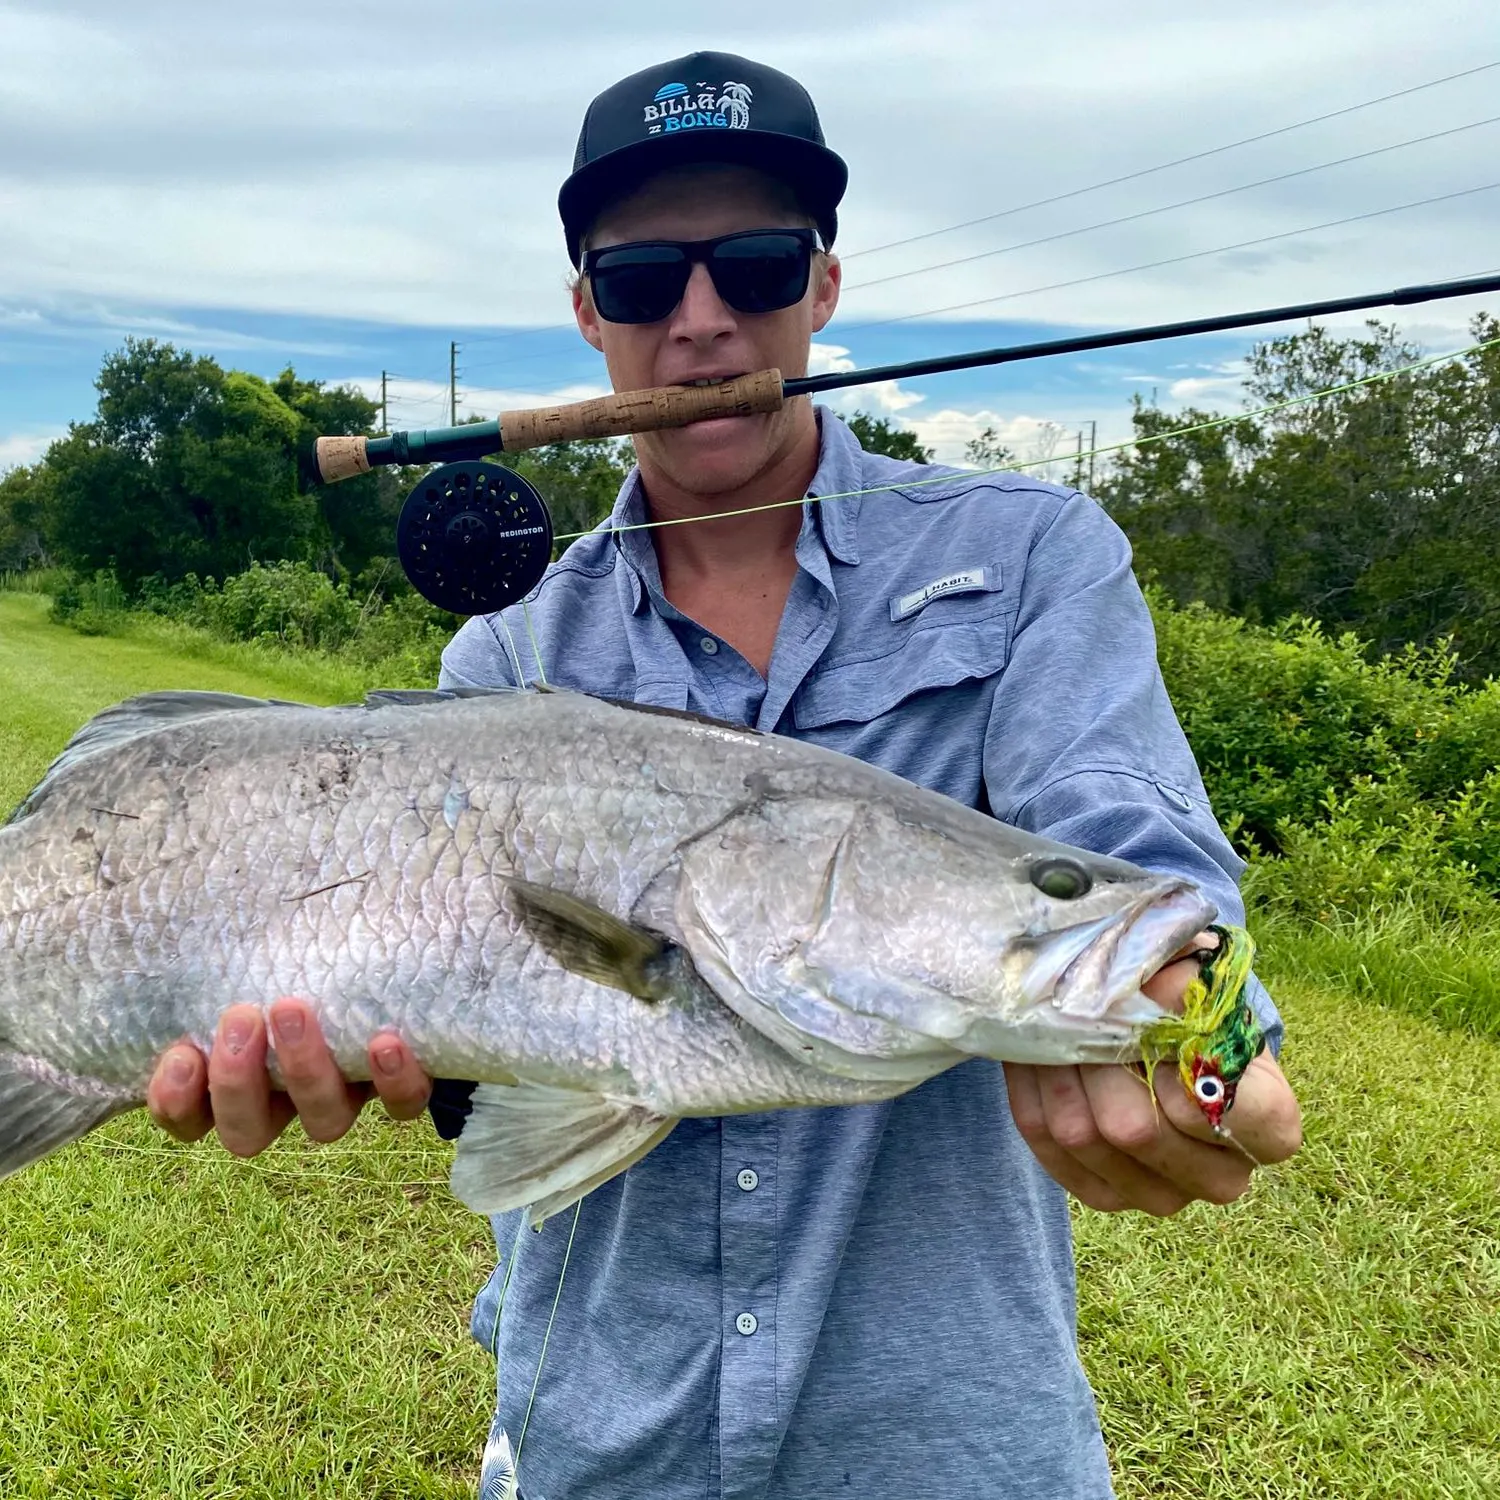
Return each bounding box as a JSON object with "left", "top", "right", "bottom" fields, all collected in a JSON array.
[
  {"left": 314, "top": 435, "right": 374, "bottom": 484},
  {"left": 499, "top": 369, "right": 785, "bottom": 452},
  {"left": 311, "top": 369, "right": 787, "bottom": 482}
]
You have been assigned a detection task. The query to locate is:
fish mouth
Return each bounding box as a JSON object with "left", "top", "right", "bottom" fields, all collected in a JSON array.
[
  {"left": 1038, "top": 882, "right": 1215, "bottom": 1018},
  {"left": 960, "top": 881, "right": 1216, "bottom": 1060}
]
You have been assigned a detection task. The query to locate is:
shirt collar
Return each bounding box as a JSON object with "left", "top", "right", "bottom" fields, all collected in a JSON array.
[
  {"left": 607, "top": 404, "right": 865, "bottom": 613},
  {"left": 805, "top": 407, "right": 862, "bottom": 566}
]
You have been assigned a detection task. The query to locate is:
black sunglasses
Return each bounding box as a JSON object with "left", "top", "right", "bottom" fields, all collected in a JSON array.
[{"left": 581, "top": 228, "right": 818, "bottom": 325}]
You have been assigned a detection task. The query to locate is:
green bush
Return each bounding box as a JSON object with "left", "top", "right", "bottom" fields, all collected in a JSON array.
[
  {"left": 86, "top": 560, "right": 456, "bottom": 688},
  {"left": 1151, "top": 589, "right": 1500, "bottom": 950},
  {"left": 1151, "top": 588, "right": 1455, "bottom": 853},
  {"left": 1405, "top": 679, "right": 1500, "bottom": 800},
  {"left": 48, "top": 570, "right": 130, "bottom": 636},
  {"left": 195, "top": 562, "right": 363, "bottom": 652},
  {"left": 0, "top": 566, "right": 70, "bottom": 596}
]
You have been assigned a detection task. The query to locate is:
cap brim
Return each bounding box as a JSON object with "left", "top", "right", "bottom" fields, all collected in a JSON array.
[{"left": 560, "top": 131, "right": 848, "bottom": 265}]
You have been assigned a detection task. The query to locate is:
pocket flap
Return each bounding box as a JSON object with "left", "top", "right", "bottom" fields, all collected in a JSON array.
[
  {"left": 631, "top": 679, "right": 690, "bottom": 711},
  {"left": 793, "top": 618, "right": 1012, "bottom": 730}
]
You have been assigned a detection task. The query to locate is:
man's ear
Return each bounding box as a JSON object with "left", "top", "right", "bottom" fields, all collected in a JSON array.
[
  {"left": 810, "top": 254, "right": 841, "bottom": 335},
  {"left": 574, "top": 280, "right": 605, "bottom": 352}
]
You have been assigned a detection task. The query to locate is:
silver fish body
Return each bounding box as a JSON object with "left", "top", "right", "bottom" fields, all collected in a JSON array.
[{"left": 0, "top": 687, "right": 1213, "bottom": 1218}]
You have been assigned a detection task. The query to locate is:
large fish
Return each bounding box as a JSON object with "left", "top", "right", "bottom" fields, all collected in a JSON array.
[{"left": 0, "top": 687, "right": 1261, "bottom": 1221}]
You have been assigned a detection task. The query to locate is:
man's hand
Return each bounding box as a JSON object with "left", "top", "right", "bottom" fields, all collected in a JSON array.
[
  {"left": 146, "top": 999, "right": 433, "bottom": 1158},
  {"left": 1005, "top": 935, "right": 1302, "bottom": 1215}
]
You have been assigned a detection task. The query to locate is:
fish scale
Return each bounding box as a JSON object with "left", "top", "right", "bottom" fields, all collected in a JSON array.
[{"left": 0, "top": 685, "right": 1254, "bottom": 1220}]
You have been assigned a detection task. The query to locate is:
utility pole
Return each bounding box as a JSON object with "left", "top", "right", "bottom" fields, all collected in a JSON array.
[
  {"left": 449, "top": 341, "right": 459, "bottom": 427},
  {"left": 1073, "top": 428, "right": 1084, "bottom": 489},
  {"left": 380, "top": 371, "right": 388, "bottom": 435},
  {"left": 1087, "top": 419, "right": 1097, "bottom": 491}
]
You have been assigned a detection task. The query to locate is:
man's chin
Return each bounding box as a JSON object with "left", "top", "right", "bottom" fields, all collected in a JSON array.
[{"left": 651, "top": 416, "right": 780, "bottom": 496}]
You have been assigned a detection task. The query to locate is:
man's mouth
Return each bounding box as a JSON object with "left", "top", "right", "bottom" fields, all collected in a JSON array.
[{"left": 680, "top": 372, "right": 747, "bottom": 388}]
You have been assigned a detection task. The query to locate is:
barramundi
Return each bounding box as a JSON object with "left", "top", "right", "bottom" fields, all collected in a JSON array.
[{"left": 0, "top": 687, "right": 1262, "bottom": 1221}]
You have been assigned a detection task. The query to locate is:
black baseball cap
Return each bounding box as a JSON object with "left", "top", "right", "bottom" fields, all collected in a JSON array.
[{"left": 559, "top": 51, "right": 848, "bottom": 267}]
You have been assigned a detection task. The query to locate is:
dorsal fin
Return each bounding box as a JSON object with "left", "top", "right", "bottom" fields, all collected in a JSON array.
[
  {"left": 6, "top": 691, "right": 306, "bottom": 826},
  {"left": 602, "top": 697, "right": 762, "bottom": 738},
  {"left": 363, "top": 686, "right": 522, "bottom": 708}
]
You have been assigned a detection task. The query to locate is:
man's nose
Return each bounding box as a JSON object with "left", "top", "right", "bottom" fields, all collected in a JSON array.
[{"left": 669, "top": 261, "right": 736, "bottom": 340}]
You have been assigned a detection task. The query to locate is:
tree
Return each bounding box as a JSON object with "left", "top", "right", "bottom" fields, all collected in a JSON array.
[
  {"left": 845, "top": 411, "right": 932, "bottom": 463},
  {"left": 41, "top": 340, "right": 318, "bottom": 588},
  {"left": 1098, "top": 315, "right": 1500, "bottom": 680},
  {"left": 963, "top": 425, "right": 1018, "bottom": 471},
  {"left": 34, "top": 340, "right": 388, "bottom": 593},
  {"left": 271, "top": 366, "right": 390, "bottom": 580},
  {"left": 0, "top": 464, "right": 53, "bottom": 572}
]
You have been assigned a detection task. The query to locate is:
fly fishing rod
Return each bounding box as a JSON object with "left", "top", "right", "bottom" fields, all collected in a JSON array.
[{"left": 314, "top": 270, "right": 1500, "bottom": 614}]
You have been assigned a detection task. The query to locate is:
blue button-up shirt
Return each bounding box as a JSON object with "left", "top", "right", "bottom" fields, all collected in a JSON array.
[{"left": 440, "top": 410, "right": 1282, "bottom": 1500}]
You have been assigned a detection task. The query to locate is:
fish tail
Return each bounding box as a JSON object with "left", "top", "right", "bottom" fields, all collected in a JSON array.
[{"left": 0, "top": 1050, "right": 136, "bottom": 1181}]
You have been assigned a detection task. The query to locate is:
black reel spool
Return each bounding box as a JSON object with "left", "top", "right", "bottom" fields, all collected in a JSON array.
[{"left": 396, "top": 461, "right": 553, "bottom": 615}]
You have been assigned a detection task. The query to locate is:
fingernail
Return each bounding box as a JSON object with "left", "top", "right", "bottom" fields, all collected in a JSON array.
[
  {"left": 166, "top": 1052, "right": 195, "bottom": 1087},
  {"left": 223, "top": 1018, "right": 251, "bottom": 1055},
  {"left": 272, "top": 1008, "right": 305, "bottom": 1045},
  {"left": 374, "top": 1043, "right": 403, "bottom": 1077}
]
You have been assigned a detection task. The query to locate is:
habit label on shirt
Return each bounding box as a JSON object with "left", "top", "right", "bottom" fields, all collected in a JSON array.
[{"left": 890, "top": 567, "right": 989, "bottom": 622}]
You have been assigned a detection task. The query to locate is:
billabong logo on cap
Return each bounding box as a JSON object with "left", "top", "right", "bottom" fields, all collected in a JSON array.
[{"left": 643, "top": 79, "right": 754, "bottom": 135}]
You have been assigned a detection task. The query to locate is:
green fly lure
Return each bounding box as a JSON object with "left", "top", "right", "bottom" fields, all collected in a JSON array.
[{"left": 1139, "top": 925, "right": 1266, "bottom": 1132}]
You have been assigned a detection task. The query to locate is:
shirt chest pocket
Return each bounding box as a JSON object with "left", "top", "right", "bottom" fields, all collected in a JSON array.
[{"left": 791, "top": 596, "right": 1015, "bottom": 731}]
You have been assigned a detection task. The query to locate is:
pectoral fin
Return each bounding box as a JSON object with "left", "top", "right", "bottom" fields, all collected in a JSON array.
[
  {"left": 505, "top": 879, "right": 673, "bottom": 1002},
  {"left": 0, "top": 1051, "right": 136, "bottom": 1179},
  {"left": 450, "top": 1080, "right": 676, "bottom": 1225}
]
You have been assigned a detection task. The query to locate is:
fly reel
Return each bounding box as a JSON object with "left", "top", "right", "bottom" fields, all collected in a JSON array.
[{"left": 396, "top": 460, "right": 554, "bottom": 615}]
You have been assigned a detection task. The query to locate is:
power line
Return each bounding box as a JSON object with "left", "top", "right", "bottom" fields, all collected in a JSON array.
[
  {"left": 841, "top": 58, "right": 1500, "bottom": 263},
  {"left": 410, "top": 186, "right": 1500, "bottom": 399},
  {"left": 833, "top": 180, "right": 1500, "bottom": 332},
  {"left": 391, "top": 62, "right": 1500, "bottom": 382},
  {"left": 843, "top": 115, "right": 1500, "bottom": 296},
  {"left": 399, "top": 60, "right": 1500, "bottom": 375},
  {"left": 463, "top": 322, "right": 579, "bottom": 347}
]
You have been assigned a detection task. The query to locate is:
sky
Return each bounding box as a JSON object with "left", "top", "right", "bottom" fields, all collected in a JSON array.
[{"left": 2, "top": 0, "right": 1498, "bottom": 475}]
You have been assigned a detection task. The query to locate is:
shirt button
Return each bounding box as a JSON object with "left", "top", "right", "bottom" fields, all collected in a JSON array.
[
  {"left": 737, "top": 1168, "right": 759, "bottom": 1192},
  {"left": 735, "top": 1312, "right": 758, "bottom": 1336},
  {"left": 699, "top": 636, "right": 719, "bottom": 655}
]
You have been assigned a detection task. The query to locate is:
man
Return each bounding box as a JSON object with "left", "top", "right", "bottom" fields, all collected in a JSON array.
[{"left": 149, "top": 51, "right": 1301, "bottom": 1499}]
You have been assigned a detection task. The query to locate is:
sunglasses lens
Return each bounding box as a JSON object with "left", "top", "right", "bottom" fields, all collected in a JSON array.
[
  {"left": 710, "top": 232, "right": 813, "bottom": 314},
  {"left": 586, "top": 231, "right": 815, "bottom": 323},
  {"left": 589, "top": 246, "right": 691, "bottom": 324}
]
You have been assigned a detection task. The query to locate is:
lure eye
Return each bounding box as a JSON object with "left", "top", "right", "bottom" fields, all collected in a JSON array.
[
  {"left": 1194, "top": 1073, "right": 1226, "bottom": 1104},
  {"left": 1030, "top": 856, "right": 1093, "bottom": 901}
]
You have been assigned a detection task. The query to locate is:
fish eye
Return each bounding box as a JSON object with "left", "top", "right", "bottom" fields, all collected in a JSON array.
[{"left": 1029, "top": 857, "right": 1093, "bottom": 901}]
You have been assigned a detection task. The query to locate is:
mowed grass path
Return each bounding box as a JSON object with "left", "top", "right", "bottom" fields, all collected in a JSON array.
[{"left": 2, "top": 593, "right": 1498, "bottom": 1498}]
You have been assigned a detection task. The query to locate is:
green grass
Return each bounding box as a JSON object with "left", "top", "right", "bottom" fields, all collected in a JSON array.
[
  {"left": 3, "top": 589, "right": 1498, "bottom": 1497},
  {"left": 0, "top": 594, "right": 415, "bottom": 817},
  {"left": 1253, "top": 905, "right": 1500, "bottom": 1041},
  {"left": 0, "top": 1117, "right": 495, "bottom": 1498},
  {"left": 1078, "top": 972, "right": 1500, "bottom": 1500}
]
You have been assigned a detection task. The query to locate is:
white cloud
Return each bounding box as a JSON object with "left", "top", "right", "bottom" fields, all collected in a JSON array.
[
  {"left": 0, "top": 1, "right": 1496, "bottom": 329},
  {"left": 1167, "top": 374, "right": 1248, "bottom": 404},
  {"left": 0, "top": 430, "right": 65, "bottom": 470}
]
